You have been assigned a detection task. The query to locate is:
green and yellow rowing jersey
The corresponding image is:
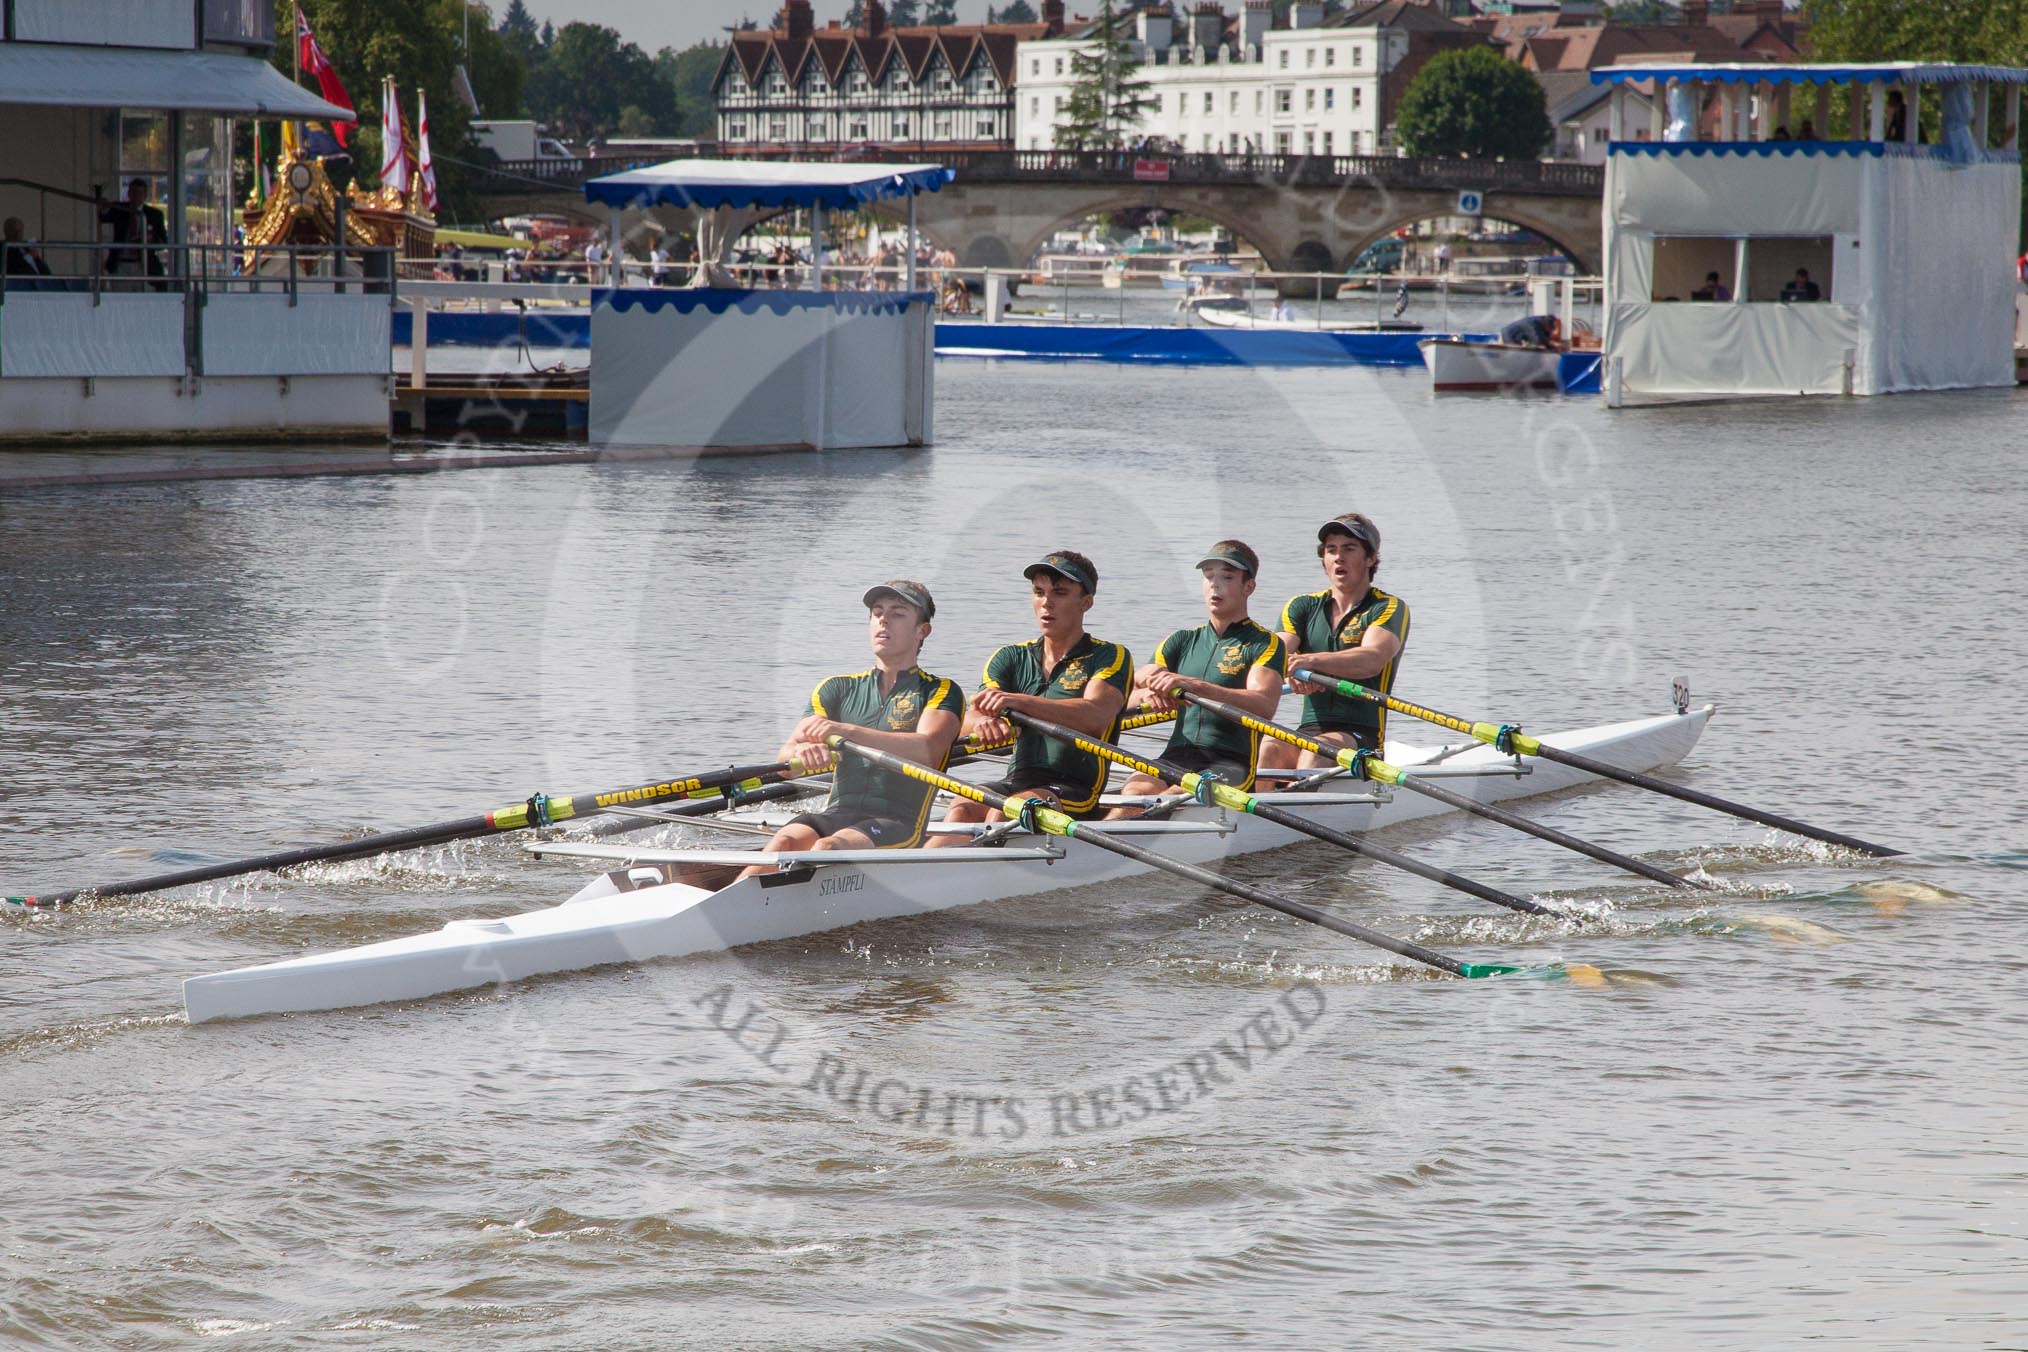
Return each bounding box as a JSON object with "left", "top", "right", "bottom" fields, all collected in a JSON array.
[
  {"left": 981, "top": 634, "right": 1133, "bottom": 813},
  {"left": 1279, "top": 587, "right": 1409, "bottom": 742},
  {"left": 809, "top": 667, "right": 965, "bottom": 835},
  {"left": 1150, "top": 617, "right": 1286, "bottom": 766}
]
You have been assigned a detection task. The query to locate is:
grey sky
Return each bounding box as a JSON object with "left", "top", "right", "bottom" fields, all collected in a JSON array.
[{"left": 507, "top": 0, "right": 1007, "bottom": 55}]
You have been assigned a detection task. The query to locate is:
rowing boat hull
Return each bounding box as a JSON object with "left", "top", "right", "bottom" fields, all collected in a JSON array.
[
  {"left": 1420, "top": 338, "right": 1561, "bottom": 391},
  {"left": 182, "top": 705, "right": 1712, "bottom": 1022}
]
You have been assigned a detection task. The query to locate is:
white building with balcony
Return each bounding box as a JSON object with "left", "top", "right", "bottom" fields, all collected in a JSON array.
[
  {"left": 0, "top": 0, "right": 387, "bottom": 442},
  {"left": 1014, "top": 0, "right": 1480, "bottom": 156}
]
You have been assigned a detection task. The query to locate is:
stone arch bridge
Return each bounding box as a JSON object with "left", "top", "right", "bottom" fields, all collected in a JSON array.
[{"left": 472, "top": 149, "right": 1605, "bottom": 284}]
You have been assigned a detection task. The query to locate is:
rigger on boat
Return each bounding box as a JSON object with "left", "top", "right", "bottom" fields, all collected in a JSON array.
[{"left": 75, "top": 522, "right": 1889, "bottom": 1023}]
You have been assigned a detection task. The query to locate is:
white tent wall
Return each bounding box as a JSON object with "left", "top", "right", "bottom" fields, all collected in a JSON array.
[{"left": 1867, "top": 154, "right": 2019, "bottom": 392}]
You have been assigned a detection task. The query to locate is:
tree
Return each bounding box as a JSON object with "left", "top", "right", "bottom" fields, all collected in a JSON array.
[
  {"left": 888, "top": 0, "right": 921, "bottom": 24},
  {"left": 523, "top": 21, "right": 674, "bottom": 140},
  {"left": 1052, "top": 0, "right": 1153, "bottom": 149},
  {"left": 655, "top": 41, "right": 728, "bottom": 137},
  {"left": 1393, "top": 47, "right": 1550, "bottom": 160},
  {"left": 925, "top": 0, "right": 958, "bottom": 22},
  {"left": 994, "top": 0, "right": 1040, "bottom": 19}
]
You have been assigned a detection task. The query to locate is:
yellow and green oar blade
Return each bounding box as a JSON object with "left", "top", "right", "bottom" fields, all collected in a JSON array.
[
  {"left": 1005, "top": 710, "right": 1558, "bottom": 919},
  {"left": 824, "top": 733, "right": 1513, "bottom": 980},
  {"left": 1293, "top": 670, "right": 1903, "bottom": 859},
  {"left": 1179, "top": 692, "right": 1706, "bottom": 891},
  {"left": 3, "top": 760, "right": 806, "bottom": 909}
]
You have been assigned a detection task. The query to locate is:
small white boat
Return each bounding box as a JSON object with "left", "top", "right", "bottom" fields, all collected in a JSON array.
[
  {"left": 182, "top": 704, "right": 1712, "bottom": 1023},
  {"left": 1419, "top": 337, "right": 1563, "bottom": 391},
  {"left": 1194, "top": 304, "right": 1423, "bottom": 334}
]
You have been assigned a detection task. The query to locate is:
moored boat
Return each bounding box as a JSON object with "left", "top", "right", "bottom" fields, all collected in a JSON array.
[
  {"left": 182, "top": 702, "right": 1713, "bottom": 1023},
  {"left": 1419, "top": 337, "right": 1563, "bottom": 391},
  {"left": 1195, "top": 304, "right": 1423, "bottom": 334}
]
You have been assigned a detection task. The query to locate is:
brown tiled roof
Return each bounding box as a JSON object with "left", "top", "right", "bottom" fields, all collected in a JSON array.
[
  {"left": 715, "top": 20, "right": 1050, "bottom": 93},
  {"left": 1327, "top": 0, "right": 1473, "bottom": 33}
]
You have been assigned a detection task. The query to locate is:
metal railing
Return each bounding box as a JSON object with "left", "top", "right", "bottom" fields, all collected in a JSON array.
[
  {"left": 474, "top": 147, "right": 1605, "bottom": 196},
  {"left": 0, "top": 241, "right": 400, "bottom": 305}
]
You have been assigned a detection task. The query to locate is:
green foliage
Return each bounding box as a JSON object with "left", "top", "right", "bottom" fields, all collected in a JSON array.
[
  {"left": 1802, "top": 0, "right": 2028, "bottom": 62},
  {"left": 655, "top": 42, "right": 726, "bottom": 138},
  {"left": 1053, "top": 0, "right": 1154, "bottom": 149},
  {"left": 1393, "top": 46, "right": 1551, "bottom": 160},
  {"left": 993, "top": 0, "right": 1040, "bottom": 19},
  {"left": 889, "top": 0, "right": 922, "bottom": 23},
  {"left": 925, "top": 0, "right": 959, "bottom": 22},
  {"left": 524, "top": 22, "right": 674, "bottom": 141}
]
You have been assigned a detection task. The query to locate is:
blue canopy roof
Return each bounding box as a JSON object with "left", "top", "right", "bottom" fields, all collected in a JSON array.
[
  {"left": 1593, "top": 62, "right": 2028, "bottom": 87},
  {"left": 584, "top": 160, "right": 954, "bottom": 211}
]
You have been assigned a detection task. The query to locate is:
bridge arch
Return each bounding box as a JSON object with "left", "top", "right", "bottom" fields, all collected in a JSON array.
[
  {"left": 1335, "top": 207, "right": 1598, "bottom": 277},
  {"left": 977, "top": 189, "right": 1297, "bottom": 273}
]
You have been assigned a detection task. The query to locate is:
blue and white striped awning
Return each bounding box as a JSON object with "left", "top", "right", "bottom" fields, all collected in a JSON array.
[
  {"left": 1592, "top": 62, "right": 2028, "bottom": 87},
  {"left": 584, "top": 160, "right": 954, "bottom": 212}
]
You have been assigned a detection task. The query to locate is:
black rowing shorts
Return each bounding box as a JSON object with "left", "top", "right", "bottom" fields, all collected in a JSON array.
[
  {"left": 1152, "top": 741, "right": 1254, "bottom": 792},
  {"left": 978, "top": 768, "right": 1106, "bottom": 820},
  {"left": 1295, "top": 722, "right": 1378, "bottom": 753},
  {"left": 787, "top": 810, "right": 920, "bottom": 848}
]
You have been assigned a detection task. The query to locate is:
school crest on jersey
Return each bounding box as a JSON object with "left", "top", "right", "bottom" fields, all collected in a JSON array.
[
  {"left": 1338, "top": 617, "right": 1367, "bottom": 645},
  {"left": 1216, "top": 642, "right": 1247, "bottom": 676},
  {"left": 885, "top": 690, "right": 921, "bottom": 729},
  {"left": 1058, "top": 659, "right": 1089, "bottom": 692}
]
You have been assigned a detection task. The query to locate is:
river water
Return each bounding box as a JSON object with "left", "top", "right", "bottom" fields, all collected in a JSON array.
[{"left": 3, "top": 357, "right": 2025, "bottom": 1349}]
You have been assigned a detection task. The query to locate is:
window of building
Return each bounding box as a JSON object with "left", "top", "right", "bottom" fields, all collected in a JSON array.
[
  {"left": 1204, "top": 90, "right": 1213, "bottom": 114},
  {"left": 935, "top": 115, "right": 954, "bottom": 137},
  {"left": 1306, "top": 48, "right": 1316, "bottom": 68},
  {"left": 1353, "top": 45, "right": 1363, "bottom": 66},
  {"left": 727, "top": 121, "right": 746, "bottom": 139},
  {"left": 1275, "top": 129, "right": 1291, "bottom": 153},
  {"left": 850, "top": 118, "right": 868, "bottom": 138},
  {"left": 1322, "top": 130, "right": 1333, "bottom": 154},
  {"left": 1647, "top": 235, "right": 1835, "bottom": 303},
  {"left": 1055, "top": 56, "right": 1065, "bottom": 75},
  {"left": 1031, "top": 95, "right": 1040, "bottom": 115},
  {"left": 1229, "top": 131, "right": 1239, "bottom": 151},
  {"left": 811, "top": 117, "right": 827, "bottom": 138},
  {"left": 1278, "top": 49, "right": 1288, "bottom": 69},
  {"left": 1230, "top": 90, "right": 1239, "bottom": 112},
  {"left": 1153, "top": 93, "right": 1164, "bottom": 113},
  {"left": 1305, "top": 88, "right": 1315, "bottom": 111},
  {"left": 896, "top": 119, "right": 911, "bottom": 138},
  {"left": 1032, "top": 59, "right": 1040, "bottom": 76},
  {"left": 1324, "top": 88, "right": 1335, "bottom": 110},
  {"left": 1352, "top": 87, "right": 1363, "bottom": 109},
  {"left": 1255, "top": 89, "right": 1264, "bottom": 113},
  {"left": 980, "top": 117, "right": 995, "bottom": 136},
  {"left": 1326, "top": 47, "right": 1336, "bottom": 67},
  {"left": 1055, "top": 94, "right": 1065, "bottom": 110},
  {"left": 1304, "top": 129, "right": 1315, "bottom": 152},
  {"left": 1276, "top": 89, "right": 1291, "bottom": 114},
  {"left": 769, "top": 115, "right": 788, "bottom": 139}
]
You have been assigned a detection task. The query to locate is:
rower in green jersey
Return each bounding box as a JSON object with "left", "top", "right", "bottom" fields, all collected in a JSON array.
[
  {"left": 1108, "top": 540, "right": 1287, "bottom": 818},
  {"left": 1258, "top": 512, "right": 1409, "bottom": 785},
  {"left": 735, "top": 580, "right": 964, "bottom": 879},
  {"left": 935, "top": 549, "right": 1133, "bottom": 839}
]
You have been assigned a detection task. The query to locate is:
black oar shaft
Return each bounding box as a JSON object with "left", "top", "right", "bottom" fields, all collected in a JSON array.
[
  {"left": 1294, "top": 671, "right": 1903, "bottom": 859},
  {"left": 7, "top": 760, "right": 797, "bottom": 908},
  {"left": 1005, "top": 710, "right": 1555, "bottom": 918},
  {"left": 1179, "top": 693, "right": 1702, "bottom": 890},
  {"left": 1387, "top": 772, "right": 1704, "bottom": 890},
  {"left": 1523, "top": 740, "right": 1904, "bottom": 858},
  {"left": 826, "top": 734, "right": 1502, "bottom": 979}
]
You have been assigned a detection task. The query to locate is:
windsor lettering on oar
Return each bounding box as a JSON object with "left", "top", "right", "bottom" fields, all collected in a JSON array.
[
  {"left": 1178, "top": 692, "right": 1708, "bottom": 892},
  {"left": 824, "top": 733, "right": 1518, "bottom": 980},
  {"left": 1005, "top": 710, "right": 1561, "bottom": 918},
  {"left": 3, "top": 760, "right": 812, "bottom": 909},
  {"left": 1291, "top": 670, "right": 1902, "bottom": 858}
]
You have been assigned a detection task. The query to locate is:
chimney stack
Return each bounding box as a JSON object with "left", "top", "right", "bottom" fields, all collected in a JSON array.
[
  {"left": 1138, "top": 4, "right": 1175, "bottom": 52},
  {"left": 1680, "top": 0, "right": 1708, "bottom": 25},
  {"left": 783, "top": 0, "right": 812, "bottom": 42},
  {"left": 1242, "top": 0, "right": 1270, "bottom": 54},
  {"left": 1042, "top": 0, "right": 1065, "bottom": 37},
  {"left": 1190, "top": 1, "right": 1222, "bottom": 53},
  {"left": 1291, "top": 0, "right": 1322, "bottom": 28},
  {"left": 866, "top": 0, "right": 887, "bottom": 36}
]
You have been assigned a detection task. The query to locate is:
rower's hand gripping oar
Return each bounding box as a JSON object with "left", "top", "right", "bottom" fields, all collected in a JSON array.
[
  {"left": 1291, "top": 670, "right": 1901, "bottom": 858},
  {"left": 3, "top": 760, "right": 816, "bottom": 909},
  {"left": 823, "top": 733, "right": 1514, "bottom": 980},
  {"left": 1004, "top": 710, "right": 1561, "bottom": 919},
  {"left": 1179, "top": 692, "right": 1708, "bottom": 891}
]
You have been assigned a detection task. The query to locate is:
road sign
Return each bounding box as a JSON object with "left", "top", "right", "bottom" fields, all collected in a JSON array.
[{"left": 1456, "top": 189, "right": 1483, "bottom": 216}]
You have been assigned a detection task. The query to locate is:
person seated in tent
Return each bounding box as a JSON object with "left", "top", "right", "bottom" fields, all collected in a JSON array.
[
  {"left": 1690, "top": 271, "right": 1731, "bottom": 302},
  {"left": 1499, "top": 313, "right": 1562, "bottom": 349},
  {"left": 1781, "top": 268, "right": 1823, "bottom": 302}
]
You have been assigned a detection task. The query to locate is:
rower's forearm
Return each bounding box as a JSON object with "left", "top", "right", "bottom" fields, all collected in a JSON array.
[
  {"left": 1293, "top": 648, "right": 1394, "bottom": 680},
  {"left": 833, "top": 724, "right": 954, "bottom": 763}
]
